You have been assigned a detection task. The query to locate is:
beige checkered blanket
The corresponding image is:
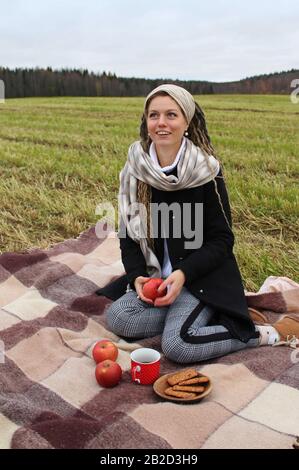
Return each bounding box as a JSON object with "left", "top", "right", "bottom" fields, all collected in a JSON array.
[{"left": 0, "top": 226, "right": 298, "bottom": 449}]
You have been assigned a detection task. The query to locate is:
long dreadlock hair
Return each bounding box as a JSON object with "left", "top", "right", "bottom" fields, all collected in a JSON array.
[{"left": 138, "top": 91, "right": 231, "bottom": 251}]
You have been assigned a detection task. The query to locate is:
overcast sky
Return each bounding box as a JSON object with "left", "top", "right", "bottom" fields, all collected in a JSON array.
[{"left": 1, "top": 0, "right": 298, "bottom": 82}]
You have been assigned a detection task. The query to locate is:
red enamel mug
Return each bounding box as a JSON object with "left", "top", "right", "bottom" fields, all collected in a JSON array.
[{"left": 130, "top": 348, "right": 161, "bottom": 385}]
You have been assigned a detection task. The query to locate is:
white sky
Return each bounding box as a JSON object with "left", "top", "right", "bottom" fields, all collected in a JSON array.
[{"left": 1, "top": 0, "right": 298, "bottom": 82}]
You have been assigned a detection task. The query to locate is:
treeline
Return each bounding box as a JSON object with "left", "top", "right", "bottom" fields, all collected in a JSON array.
[
  {"left": 213, "top": 69, "right": 299, "bottom": 94},
  {"left": 0, "top": 66, "right": 298, "bottom": 98}
]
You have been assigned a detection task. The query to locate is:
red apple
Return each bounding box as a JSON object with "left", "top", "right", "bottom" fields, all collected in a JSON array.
[
  {"left": 142, "top": 278, "right": 167, "bottom": 301},
  {"left": 92, "top": 340, "right": 118, "bottom": 364},
  {"left": 95, "top": 360, "right": 122, "bottom": 388}
]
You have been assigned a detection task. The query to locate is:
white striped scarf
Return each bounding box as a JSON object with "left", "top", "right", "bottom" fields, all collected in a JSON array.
[{"left": 118, "top": 138, "right": 220, "bottom": 278}]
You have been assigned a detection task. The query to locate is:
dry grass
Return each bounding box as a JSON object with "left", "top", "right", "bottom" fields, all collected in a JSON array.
[{"left": 0, "top": 95, "right": 298, "bottom": 291}]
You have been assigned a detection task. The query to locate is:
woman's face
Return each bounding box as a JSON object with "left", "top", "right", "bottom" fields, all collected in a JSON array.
[{"left": 146, "top": 95, "right": 188, "bottom": 150}]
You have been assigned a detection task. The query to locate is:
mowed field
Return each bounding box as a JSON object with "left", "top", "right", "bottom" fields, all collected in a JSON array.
[{"left": 0, "top": 95, "right": 298, "bottom": 291}]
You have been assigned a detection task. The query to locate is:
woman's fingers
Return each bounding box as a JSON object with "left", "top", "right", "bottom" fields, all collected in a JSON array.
[
  {"left": 136, "top": 283, "right": 154, "bottom": 304},
  {"left": 134, "top": 276, "right": 151, "bottom": 293},
  {"left": 142, "top": 297, "right": 154, "bottom": 304},
  {"left": 155, "top": 284, "right": 181, "bottom": 307},
  {"left": 154, "top": 297, "right": 172, "bottom": 307},
  {"left": 137, "top": 292, "right": 154, "bottom": 304},
  {"left": 138, "top": 276, "right": 151, "bottom": 283},
  {"left": 154, "top": 291, "right": 174, "bottom": 307}
]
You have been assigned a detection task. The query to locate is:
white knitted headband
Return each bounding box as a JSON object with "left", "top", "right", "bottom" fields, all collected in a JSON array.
[{"left": 144, "top": 84, "right": 196, "bottom": 125}]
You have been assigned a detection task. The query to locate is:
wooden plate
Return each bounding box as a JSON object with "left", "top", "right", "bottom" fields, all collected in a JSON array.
[{"left": 153, "top": 370, "right": 212, "bottom": 404}]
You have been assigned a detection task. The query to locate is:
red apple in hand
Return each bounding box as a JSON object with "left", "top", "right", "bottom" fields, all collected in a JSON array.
[
  {"left": 92, "top": 340, "right": 118, "bottom": 364},
  {"left": 95, "top": 360, "right": 122, "bottom": 388},
  {"left": 142, "top": 278, "right": 167, "bottom": 301}
]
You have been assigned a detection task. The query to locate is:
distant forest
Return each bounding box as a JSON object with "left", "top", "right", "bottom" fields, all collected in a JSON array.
[{"left": 0, "top": 67, "right": 298, "bottom": 98}]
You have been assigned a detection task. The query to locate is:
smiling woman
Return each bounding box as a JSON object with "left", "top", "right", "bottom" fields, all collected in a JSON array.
[
  {"left": 97, "top": 84, "right": 262, "bottom": 363},
  {"left": 146, "top": 98, "right": 188, "bottom": 168},
  {"left": 96, "top": 83, "right": 298, "bottom": 364}
]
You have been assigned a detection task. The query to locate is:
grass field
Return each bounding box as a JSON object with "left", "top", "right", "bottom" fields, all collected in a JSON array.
[{"left": 0, "top": 95, "right": 298, "bottom": 291}]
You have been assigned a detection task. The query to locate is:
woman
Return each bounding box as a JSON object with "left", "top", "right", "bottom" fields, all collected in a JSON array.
[{"left": 98, "top": 84, "right": 289, "bottom": 364}]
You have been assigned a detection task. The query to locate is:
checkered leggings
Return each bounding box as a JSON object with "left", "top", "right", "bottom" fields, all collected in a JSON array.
[{"left": 106, "top": 287, "right": 260, "bottom": 364}]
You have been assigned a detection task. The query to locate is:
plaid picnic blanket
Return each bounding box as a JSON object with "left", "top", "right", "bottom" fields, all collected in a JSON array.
[{"left": 0, "top": 225, "right": 298, "bottom": 449}]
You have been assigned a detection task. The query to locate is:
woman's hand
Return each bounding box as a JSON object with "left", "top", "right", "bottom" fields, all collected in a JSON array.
[
  {"left": 134, "top": 276, "right": 154, "bottom": 304},
  {"left": 154, "top": 270, "right": 186, "bottom": 307}
]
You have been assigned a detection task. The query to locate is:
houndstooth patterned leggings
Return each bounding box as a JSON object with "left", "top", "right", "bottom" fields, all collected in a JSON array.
[{"left": 106, "top": 287, "right": 260, "bottom": 364}]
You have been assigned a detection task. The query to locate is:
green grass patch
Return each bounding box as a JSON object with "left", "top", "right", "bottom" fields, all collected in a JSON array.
[{"left": 0, "top": 95, "right": 298, "bottom": 290}]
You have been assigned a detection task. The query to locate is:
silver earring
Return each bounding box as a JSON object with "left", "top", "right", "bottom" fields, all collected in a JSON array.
[{"left": 184, "top": 130, "right": 189, "bottom": 136}]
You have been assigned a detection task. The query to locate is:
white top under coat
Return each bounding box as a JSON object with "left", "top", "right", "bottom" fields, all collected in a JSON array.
[{"left": 149, "top": 137, "right": 187, "bottom": 279}]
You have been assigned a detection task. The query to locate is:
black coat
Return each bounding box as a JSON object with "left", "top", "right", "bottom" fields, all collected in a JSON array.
[{"left": 96, "top": 167, "right": 257, "bottom": 343}]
